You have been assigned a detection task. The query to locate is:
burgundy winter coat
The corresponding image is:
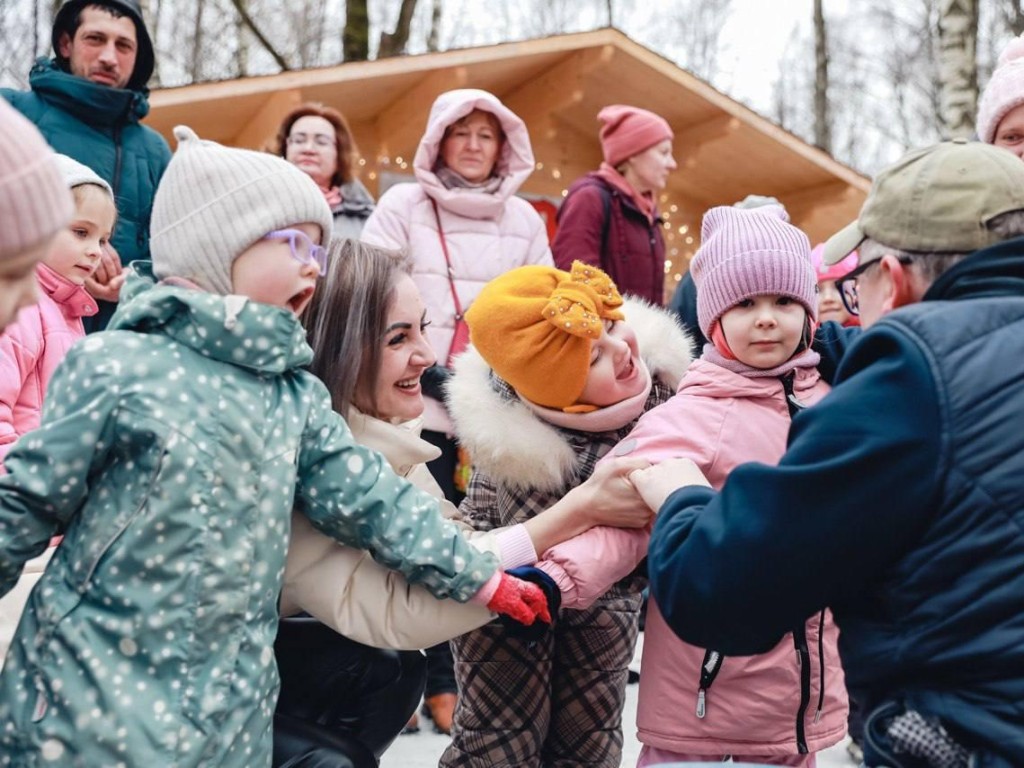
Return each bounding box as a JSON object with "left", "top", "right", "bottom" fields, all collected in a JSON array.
[{"left": 552, "top": 173, "right": 665, "bottom": 305}]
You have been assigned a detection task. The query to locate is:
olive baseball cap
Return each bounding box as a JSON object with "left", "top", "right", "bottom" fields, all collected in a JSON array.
[{"left": 823, "top": 139, "right": 1024, "bottom": 265}]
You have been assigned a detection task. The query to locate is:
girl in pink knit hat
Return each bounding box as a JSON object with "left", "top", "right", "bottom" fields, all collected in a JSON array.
[
  {"left": 978, "top": 33, "right": 1024, "bottom": 158},
  {"left": 553, "top": 104, "right": 677, "bottom": 305},
  {"left": 534, "top": 204, "right": 849, "bottom": 766}
]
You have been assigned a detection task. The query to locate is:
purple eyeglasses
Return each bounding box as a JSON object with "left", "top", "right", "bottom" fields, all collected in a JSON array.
[{"left": 263, "top": 229, "right": 328, "bottom": 275}]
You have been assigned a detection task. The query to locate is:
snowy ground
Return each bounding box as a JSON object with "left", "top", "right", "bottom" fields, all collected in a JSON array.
[{"left": 382, "top": 632, "right": 856, "bottom": 768}]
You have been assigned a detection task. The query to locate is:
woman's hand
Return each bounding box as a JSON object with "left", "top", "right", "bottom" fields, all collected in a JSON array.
[
  {"left": 573, "top": 456, "right": 655, "bottom": 529},
  {"left": 629, "top": 457, "right": 711, "bottom": 513}
]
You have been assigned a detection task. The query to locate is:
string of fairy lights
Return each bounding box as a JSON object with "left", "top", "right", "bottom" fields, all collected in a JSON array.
[{"left": 359, "top": 153, "right": 699, "bottom": 298}]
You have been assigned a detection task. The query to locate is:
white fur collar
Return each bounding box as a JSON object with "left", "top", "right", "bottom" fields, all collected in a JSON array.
[{"left": 446, "top": 298, "right": 694, "bottom": 493}]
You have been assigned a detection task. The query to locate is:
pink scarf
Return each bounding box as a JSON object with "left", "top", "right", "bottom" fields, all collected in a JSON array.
[
  {"left": 319, "top": 184, "right": 343, "bottom": 208},
  {"left": 594, "top": 163, "right": 658, "bottom": 224}
]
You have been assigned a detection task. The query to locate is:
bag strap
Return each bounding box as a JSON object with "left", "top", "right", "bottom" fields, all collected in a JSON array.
[{"left": 431, "top": 199, "right": 464, "bottom": 321}]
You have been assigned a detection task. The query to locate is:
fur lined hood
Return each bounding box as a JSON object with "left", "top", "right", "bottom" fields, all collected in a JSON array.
[{"left": 447, "top": 298, "right": 693, "bottom": 492}]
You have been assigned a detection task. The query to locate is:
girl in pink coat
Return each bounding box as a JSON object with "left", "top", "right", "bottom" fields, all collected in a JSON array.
[
  {"left": 0, "top": 155, "right": 114, "bottom": 461},
  {"left": 537, "top": 205, "right": 848, "bottom": 765},
  {"left": 0, "top": 154, "right": 114, "bottom": 667}
]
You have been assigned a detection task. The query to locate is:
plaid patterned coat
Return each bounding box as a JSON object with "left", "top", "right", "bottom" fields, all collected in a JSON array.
[{"left": 441, "top": 298, "right": 693, "bottom": 767}]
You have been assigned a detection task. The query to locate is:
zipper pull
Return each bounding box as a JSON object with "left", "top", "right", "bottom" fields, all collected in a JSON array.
[{"left": 696, "top": 687, "right": 706, "bottom": 718}]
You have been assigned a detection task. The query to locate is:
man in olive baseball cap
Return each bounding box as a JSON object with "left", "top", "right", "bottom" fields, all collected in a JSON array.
[
  {"left": 635, "top": 137, "right": 1024, "bottom": 766},
  {"left": 820, "top": 139, "right": 1024, "bottom": 327}
]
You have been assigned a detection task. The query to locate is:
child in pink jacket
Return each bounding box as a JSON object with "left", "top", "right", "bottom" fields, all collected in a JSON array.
[
  {"left": 0, "top": 155, "right": 114, "bottom": 668},
  {"left": 539, "top": 205, "right": 848, "bottom": 766},
  {"left": 0, "top": 155, "right": 114, "bottom": 461}
]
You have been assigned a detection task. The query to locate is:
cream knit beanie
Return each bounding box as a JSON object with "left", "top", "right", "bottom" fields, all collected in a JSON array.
[
  {"left": 150, "top": 126, "right": 334, "bottom": 295},
  {"left": 53, "top": 154, "right": 113, "bottom": 198},
  {"left": 0, "top": 99, "right": 73, "bottom": 262}
]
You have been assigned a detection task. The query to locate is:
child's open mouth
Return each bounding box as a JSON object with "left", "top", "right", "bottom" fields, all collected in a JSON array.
[
  {"left": 618, "top": 356, "right": 637, "bottom": 381},
  {"left": 288, "top": 286, "right": 316, "bottom": 315}
]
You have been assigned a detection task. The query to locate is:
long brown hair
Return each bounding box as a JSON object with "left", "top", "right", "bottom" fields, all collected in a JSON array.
[
  {"left": 302, "top": 239, "right": 413, "bottom": 417},
  {"left": 273, "top": 102, "right": 358, "bottom": 187}
]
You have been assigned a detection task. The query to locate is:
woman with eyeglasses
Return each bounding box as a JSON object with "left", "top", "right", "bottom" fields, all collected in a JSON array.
[{"left": 272, "top": 103, "right": 375, "bottom": 239}]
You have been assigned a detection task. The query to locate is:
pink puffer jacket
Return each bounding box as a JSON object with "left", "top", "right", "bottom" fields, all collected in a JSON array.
[
  {"left": 361, "top": 89, "right": 552, "bottom": 433},
  {"left": 0, "top": 264, "right": 96, "bottom": 461},
  {"left": 537, "top": 357, "right": 847, "bottom": 755}
]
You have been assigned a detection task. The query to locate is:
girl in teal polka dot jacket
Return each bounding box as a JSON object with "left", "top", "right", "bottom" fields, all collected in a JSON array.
[{"left": 0, "top": 128, "right": 560, "bottom": 768}]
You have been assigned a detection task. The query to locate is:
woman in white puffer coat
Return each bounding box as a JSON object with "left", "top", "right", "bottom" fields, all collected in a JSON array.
[{"left": 361, "top": 89, "right": 552, "bottom": 730}]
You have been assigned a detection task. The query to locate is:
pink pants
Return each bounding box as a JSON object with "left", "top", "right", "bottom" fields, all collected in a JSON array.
[{"left": 638, "top": 744, "right": 818, "bottom": 767}]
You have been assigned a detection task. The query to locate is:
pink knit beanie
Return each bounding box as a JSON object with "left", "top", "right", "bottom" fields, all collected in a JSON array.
[
  {"left": 977, "top": 34, "right": 1024, "bottom": 144},
  {"left": 691, "top": 205, "right": 817, "bottom": 338},
  {"left": 598, "top": 105, "right": 673, "bottom": 167},
  {"left": 0, "top": 99, "right": 73, "bottom": 262},
  {"left": 810, "top": 243, "right": 858, "bottom": 283}
]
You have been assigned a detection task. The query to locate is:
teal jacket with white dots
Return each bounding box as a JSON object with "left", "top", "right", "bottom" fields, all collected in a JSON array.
[{"left": 0, "top": 264, "right": 498, "bottom": 767}]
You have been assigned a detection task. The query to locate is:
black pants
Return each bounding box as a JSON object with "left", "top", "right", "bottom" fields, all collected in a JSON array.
[
  {"left": 273, "top": 617, "right": 426, "bottom": 767},
  {"left": 421, "top": 429, "right": 464, "bottom": 697}
]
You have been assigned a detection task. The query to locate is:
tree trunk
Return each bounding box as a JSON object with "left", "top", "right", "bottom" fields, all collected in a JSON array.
[
  {"left": 343, "top": 0, "right": 369, "bottom": 61},
  {"left": 1003, "top": 0, "right": 1024, "bottom": 36},
  {"left": 606, "top": 0, "right": 613, "bottom": 27},
  {"left": 378, "top": 0, "right": 419, "bottom": 58},
  {"left": 189, "top": 0, "right": 205, "bottom": 82},
  {"left": 813, "top": 0, "right": 832, "bottom": 152},
  {"left": 229, "top": 0, "right": 290, "bottom": 70},
  {"left": 426, "top": 0, "right": 442, "bottom": 52},
  {"left": 938, "top": 0, "right": 979, "bottom": 139}
]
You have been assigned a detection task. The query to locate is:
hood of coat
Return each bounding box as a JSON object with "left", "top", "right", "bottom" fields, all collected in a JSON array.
[
  {"left": 413, "top": 89, "right": 535, "bottom": 220},
  {"left": 681, "top": 357, "right": 822, "bottom": 401},
  {"left": 109, "top": 261, "right": 313, "bottom": 373},
  {"left": 334, "top": 178, "right": 376, "bottom": 219},
  {"left": 447, "top": 297, "right": 694, "bottom": 492},
  {"left": 30, "top": 57, "right": 149, "bottom": 127}
]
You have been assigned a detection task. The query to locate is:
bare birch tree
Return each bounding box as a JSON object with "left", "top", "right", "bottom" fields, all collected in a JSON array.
[
  {"left": 378, "top": 0, "right": 419, "bottom": 58},
  {"left": 938, "top": 0, "right": 980, "bottom": 138},
  {"left": 813, "top": 0, "right": 832, "bottom": 152}
]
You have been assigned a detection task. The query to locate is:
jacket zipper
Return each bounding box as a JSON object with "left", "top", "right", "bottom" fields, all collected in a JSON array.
[
  {"left": 112, "top": 124, "right": 124, "bottom": 200},
  {"left": 793, "top": 627, "right": 811, "bottom": 754},
  {"left": 815, "top": 609, "right": 826, "bottom": 723},
  {"left": 695, "top": 649, "right": 724, "bottom": 718}
]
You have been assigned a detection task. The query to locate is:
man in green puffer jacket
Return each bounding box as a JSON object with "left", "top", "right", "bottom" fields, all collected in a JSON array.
[{"left": 1, "top": 0, "right": 171, "bottom": 332}]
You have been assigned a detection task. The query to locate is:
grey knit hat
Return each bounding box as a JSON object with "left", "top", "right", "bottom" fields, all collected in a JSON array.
[
  {"left": 150, "top": 126, "right": 333, "bottom": 295},
  {"left": 53, "top": 154, "right": 113, "bottom": 198}
]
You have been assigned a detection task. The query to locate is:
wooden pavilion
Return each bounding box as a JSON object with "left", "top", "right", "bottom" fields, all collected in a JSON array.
[{"left": 146, "top": 28, "right": 870, "bottom": 296}]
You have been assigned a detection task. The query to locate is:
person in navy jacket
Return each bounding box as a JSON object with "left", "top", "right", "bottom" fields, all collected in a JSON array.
[{"left": 632, "top": 140, "right": 1024, "bottom": 768}]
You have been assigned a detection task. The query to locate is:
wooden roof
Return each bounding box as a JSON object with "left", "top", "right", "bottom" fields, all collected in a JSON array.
[{"left": 147, "top": 28, "right": 869, "bottom": 289}]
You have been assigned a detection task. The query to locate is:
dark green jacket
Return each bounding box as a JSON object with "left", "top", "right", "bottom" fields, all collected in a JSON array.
[{"left": 1, "top": 58, "right": 171, "bottom": 329}]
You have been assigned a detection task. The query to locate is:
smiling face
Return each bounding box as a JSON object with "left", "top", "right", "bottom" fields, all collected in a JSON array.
[
  {"left": 285, "top": 115, "right": 339, "bottom": 188},
  {"left": 719, "top": 294, "right": 807, "bottom": 369},
  {"left": 439, "top": 110, "right": 503, "bottom": 183},
  {"left": 816, "top": 278, "right": 852, "bottom": 325},
  {"left": 577, "top": 319, "right": 646, "bottom": 407},
  {"left": 47, "top": 185, "right": 115, "bottom": 286},
  {"left": 993, "top": 103, "right": 1024, "bottom": 160},
  {"left": 355, "top": 273, "right": 435, "bottom": 421},
  {"left": 58, "top": 7, "right": 137, "bottom": 89},
  {"left": 620, "top": 139, "right": 677, "bottom": 194},
  {"left": 230, "top": 222, "right": 323, "bottom": 315}
]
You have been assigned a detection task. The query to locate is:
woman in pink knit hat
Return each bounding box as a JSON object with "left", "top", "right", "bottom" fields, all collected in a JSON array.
[
  {"left": 553, "top": 105, "right": 677, "bottom": 304},
  {"left": 978, "top": 33, "right": 1024, "bottom": 158}
]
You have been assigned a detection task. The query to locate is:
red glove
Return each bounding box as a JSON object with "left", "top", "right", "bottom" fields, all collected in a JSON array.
[{"left": 486, "top": 572, "right": 552, "bottom": 626}]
